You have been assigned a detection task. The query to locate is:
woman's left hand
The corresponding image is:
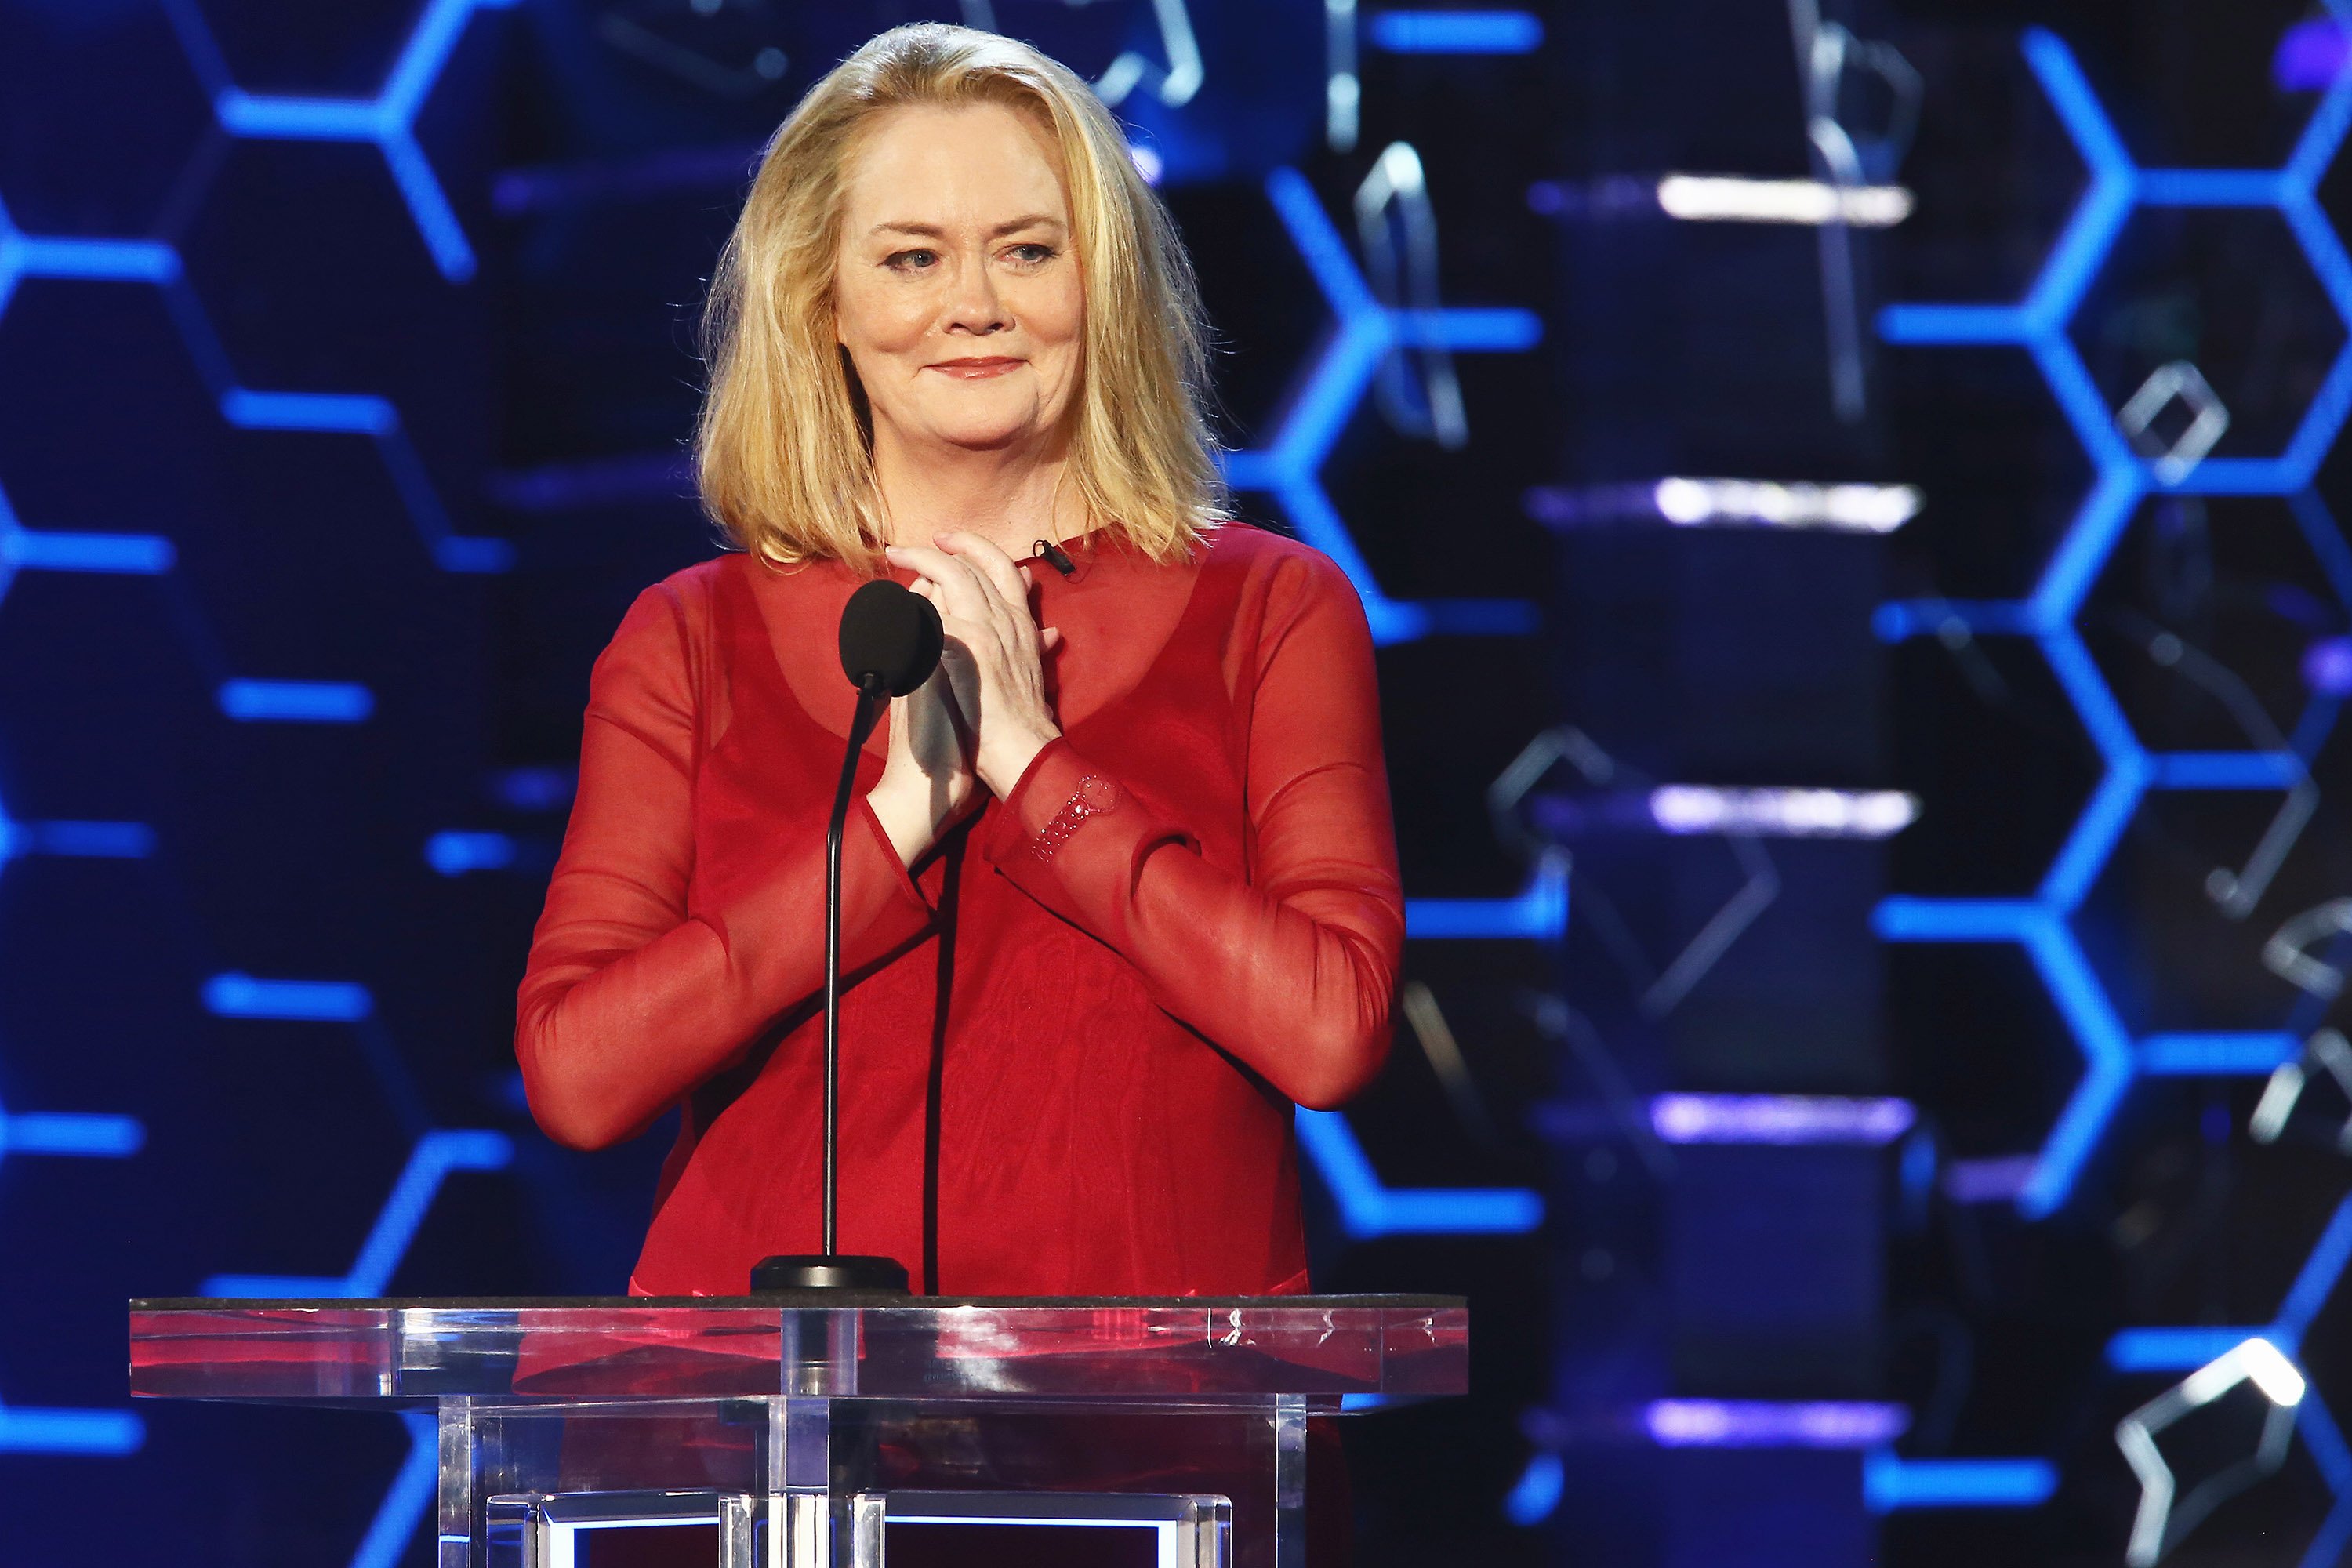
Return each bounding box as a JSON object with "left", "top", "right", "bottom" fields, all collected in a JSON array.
[{"left": 884, "top": 532, "right": 1063, "bottom": 798}]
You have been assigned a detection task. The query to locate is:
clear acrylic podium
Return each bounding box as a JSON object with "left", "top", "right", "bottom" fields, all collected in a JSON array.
[{"left": 129, "top": 1294, "right": 1467, "bottom": 1566}]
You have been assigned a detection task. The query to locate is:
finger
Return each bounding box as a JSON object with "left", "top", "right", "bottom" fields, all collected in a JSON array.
[
  {"left": 1040, "top": 626, "right": 1062, "bottom": 651},
  {"left": 934, "top": 532, "right": 1030, "bottom": 606},
  {"left": 887, "top": 543, "right": 992, "bottom": 619}
]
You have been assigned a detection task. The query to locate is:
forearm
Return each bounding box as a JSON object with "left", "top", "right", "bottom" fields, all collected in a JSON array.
[
  {"left": 519, "top": 800, "right": 932, "bottom": 1147},
  {"left": 984, "top": 742, "right": 1403, "bottom": 1107}
]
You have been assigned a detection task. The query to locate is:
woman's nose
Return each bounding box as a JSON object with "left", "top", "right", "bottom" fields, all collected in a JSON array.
[{"left": 944, "top": 255, "right": 1009, "bottom": 336}]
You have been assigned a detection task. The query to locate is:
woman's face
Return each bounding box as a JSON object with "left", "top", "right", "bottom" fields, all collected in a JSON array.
[{"left": 833, "top": 102, "right": 1084, "bottom": 460}]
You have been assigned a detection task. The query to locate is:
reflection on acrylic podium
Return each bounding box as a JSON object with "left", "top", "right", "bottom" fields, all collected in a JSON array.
[{"left": 129, "top": 1294, "right": 1468, "bottom": 1567}]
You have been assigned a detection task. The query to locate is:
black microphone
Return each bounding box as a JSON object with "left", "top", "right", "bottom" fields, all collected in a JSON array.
[{"left": 752, "top": 579, "right": 941, "bottom": 1295}]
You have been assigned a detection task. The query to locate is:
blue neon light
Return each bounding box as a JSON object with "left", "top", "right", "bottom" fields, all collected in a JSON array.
[
  {"left": 19, "top": 820, "right": 156, "bottom": 858},
  {"left": 203, "top": 1129, "right": 514, "bottom": 1298},
  {"left": 2137, "top": 1033, "right": 2299, "bottom": 1074},
  {"left": 0, "top": 1406, "right": 144, "bottom": 1455},
  {"left": 1863, "top": 1454, "right": 2058, "bottom": 1511},
  {"left": 1871, "top": 25, "right": 2352, "bottom": 1215},
  {"left": 1502, "top": 1451, "right": 1564, "bottom": 1526},
  {"left": 203, "top": 973, "right": 376, "bottom": 1022},
  {"left": 1406, "top": 855, "right": 1567, "bottom": 938},
  {"left": 216, "top": 680, "right": 376, "bottom": 723},
  {"left": 220, "top": 389, "right": 397, "bottom": 435},
  {"left": 1367, "top": 11, "right": 1544, "bottom": 54},
  {"left": 1225, "top": 169, "right": 1543, "bottom": 645},
  {"left": 426, "top": 831, "right": 516, "bottom": 876},
  {"left": 176, "top": 0, "right": 521, "bottom": 283},
  {"left": 2108, "top": 1327, "right": 2266, "bottom": 1370},
  {"left": 1294, "top": 1107, "right": 1542, "bottom": 1237},
  {"left": 1, "top": 1112, "right": 144, "bottom": 1158},
  {"left": 0, "top": 227, "right": 178, "bottom": 314},
  {"left": 4, "top": 531, "right": 175, "bottom": 573}
]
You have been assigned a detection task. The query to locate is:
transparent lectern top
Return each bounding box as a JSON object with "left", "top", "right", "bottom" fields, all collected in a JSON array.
[{"left": 128, "top": 1295, "right": 1468, "bottom": 1409}]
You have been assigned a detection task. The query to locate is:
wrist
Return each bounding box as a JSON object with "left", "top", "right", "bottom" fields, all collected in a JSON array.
[
  {"left": 866, "top": 778, "right": 940, "bottom": 869},
  {"left": 979, "top": 726, "right": 1060, "bottom": 800}
]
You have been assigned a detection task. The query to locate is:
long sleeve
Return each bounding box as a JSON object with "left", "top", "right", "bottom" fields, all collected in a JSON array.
[
  {"left": 516, "top": 579, "right": 935, "bottom": 1149},
  {"left": 980, "top": 548, "right": 1405, "bottom": 1109}
]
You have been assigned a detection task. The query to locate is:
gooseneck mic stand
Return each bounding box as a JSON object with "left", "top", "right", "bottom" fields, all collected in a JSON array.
[
  {"left": 752, "top": 579, "right": 940, "bottom": 1295},
  {"left": 821, "top": 671, "right": 887, "bottom": 1259}
]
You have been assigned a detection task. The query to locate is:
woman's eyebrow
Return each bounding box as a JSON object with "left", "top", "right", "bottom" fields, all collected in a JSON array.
[{"left": 866, "top": 216, "right": 1066, "bottom": 239}]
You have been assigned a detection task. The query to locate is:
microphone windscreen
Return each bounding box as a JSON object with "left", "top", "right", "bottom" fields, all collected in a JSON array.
[{"left": 838, "top": 579, "right": 944, "bottom": 696}]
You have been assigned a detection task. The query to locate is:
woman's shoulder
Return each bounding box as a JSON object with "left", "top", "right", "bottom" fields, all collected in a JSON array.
[
  {"left": 594, "top": 556, "right": 746, "bottom": 687},
  {"left": 1199, "top": 521, "right": 1356, "bottom": 600},
  {"left": 1196, "top": 523, "right": 1370, "bottom": 648}
]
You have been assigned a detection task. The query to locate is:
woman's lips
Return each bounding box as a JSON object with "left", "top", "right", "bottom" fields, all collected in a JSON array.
[{"left": 927, "top": 358, "right": 1024, "bottom": 380}]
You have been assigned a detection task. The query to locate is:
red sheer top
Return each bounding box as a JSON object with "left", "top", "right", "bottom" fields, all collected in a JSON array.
[{"left": 515, "top": 524, "right": 1403, "bottom": 1297}]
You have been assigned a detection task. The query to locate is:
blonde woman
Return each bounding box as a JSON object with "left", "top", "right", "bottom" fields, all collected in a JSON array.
[{"left": 516, "top": 23, "right": 1403, "bottom": 1299}]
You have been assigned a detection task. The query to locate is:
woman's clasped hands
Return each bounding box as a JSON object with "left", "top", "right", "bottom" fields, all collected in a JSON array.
[{"left": 866, "top": 532, "right": 1064, "bottom": 867}]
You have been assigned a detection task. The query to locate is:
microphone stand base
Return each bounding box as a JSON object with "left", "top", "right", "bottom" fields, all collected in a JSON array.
[{"left": 750, "top": 1254, "right": 911, "bottom": 1293}]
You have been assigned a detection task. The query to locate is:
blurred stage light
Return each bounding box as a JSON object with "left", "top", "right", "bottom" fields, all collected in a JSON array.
[
  {"left": 1293, "top": 1108, "right": 1544, "bottom": 1237},
  {"left": 2305, "top": 635, "right": 2352, "bottom": 693},
  {"left": 1502, "top": 1451, "right": 1563, "bottom": 1526},
  {"left": 2117, "top": 1338, "right": 2306, "bottom": 1567},
  {"left": 2275, "top": 16, "right": 2347, "bottom": 91},
  {"left": 1653, "top": 477, "right": 1920, "bottom": 528},
  {"left": 1941, "top": 1155, "right": 2037, "bottom": 1203},
  {"left": 2116, "top": 361, "right": 2230, "bottom": 485},
  {"left": 216, "top": 679, "right": 376, "bottom": 724},
  {"left": 1366, "top": 9, "right": 1543, "bottom": 54},
  {"left": 1644, "top": 1399, "right": 1909, "bottom": 1448},
  {"left": 1657, "top": 174, "right": 1913, "bottom": 226},
  {"left": 2251, "top": 1028, "right": 2352, "bottom": 1150},
  {"left": 1524, "top": 478, "right": 1919, "bottom": 531},
  {"left": 1863, "top": 1454, "right": 2059, "bottom": 1512},
  {"left": 1650, "top": 1094, "right": 1915, "bottom": 1145},
  {"left": 426, "top": 832, "right": 517, "bottom": 877},
  {"left": 202, "top": 973, "right": 375, "bottom": 1022},
  {"left": 1648, "top": 786, "right": 1918, "bottom": 838}
]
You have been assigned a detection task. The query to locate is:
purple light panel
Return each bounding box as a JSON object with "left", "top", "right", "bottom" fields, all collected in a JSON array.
[
  {"left": 1650, "top": 1094, "right": 1915, "bottom": 1145},
  {"left": 1644, "top": 1399, "right": 1911, "bottom": 1449}
]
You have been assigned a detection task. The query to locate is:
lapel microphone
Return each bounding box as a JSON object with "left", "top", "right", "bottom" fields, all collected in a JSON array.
[{"left": 1033, "top": 538, "right": 1076, "bottom": 577}]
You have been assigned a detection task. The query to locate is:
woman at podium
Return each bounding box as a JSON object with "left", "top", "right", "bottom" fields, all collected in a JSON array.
[{"left": 514, "top": 23, "right": 1404, "bottom": 1299}]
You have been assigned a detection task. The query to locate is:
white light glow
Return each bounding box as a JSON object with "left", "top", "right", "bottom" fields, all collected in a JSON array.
[
  {"left": 2239, "top": 1338, "right": 2308, "bottom": 1407},
  {"left": 1649, "top": 786, "right": 1920, "bottom": 839},
  {"left": 1653, "top": 477, "right": 1921, "bottom": 531},
  {"left": 1657, "top": 174, "right": 1914, "bottom": 227}
]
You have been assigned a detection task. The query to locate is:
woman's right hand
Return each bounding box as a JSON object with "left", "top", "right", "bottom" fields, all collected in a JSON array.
[{"left": 866, "top": 662, "right": 980, "bottom": 869}]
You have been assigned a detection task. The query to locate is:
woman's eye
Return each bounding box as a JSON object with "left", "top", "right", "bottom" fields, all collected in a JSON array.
[
  {"left": 1005, "top": 244, "right": 1056, "bottom": 266},
  {"left": 885, "top": 249, "right": 938, "bottom": 271}
]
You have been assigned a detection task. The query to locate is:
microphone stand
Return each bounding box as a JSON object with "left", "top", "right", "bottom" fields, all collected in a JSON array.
[{"left": 750, "top": 672, "right": 912, "bottom": 1294}]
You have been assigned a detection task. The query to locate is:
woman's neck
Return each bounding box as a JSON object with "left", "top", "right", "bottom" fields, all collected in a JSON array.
[{"left": 872, "top": 427, "right": 1091, "bottom": 557}]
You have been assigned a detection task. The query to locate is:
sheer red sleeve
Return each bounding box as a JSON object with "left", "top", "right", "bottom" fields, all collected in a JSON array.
[
  {"left": 982, "top": 549, "right": 1405, "bottom": 1108},
  {"left": 515, "top": 580, "right": 934, "bottom": 1149}
]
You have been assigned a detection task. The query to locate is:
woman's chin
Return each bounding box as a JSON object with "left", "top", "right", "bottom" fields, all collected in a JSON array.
[{"left": 920, "top": 418, "right": 1051, "bottom": 455}]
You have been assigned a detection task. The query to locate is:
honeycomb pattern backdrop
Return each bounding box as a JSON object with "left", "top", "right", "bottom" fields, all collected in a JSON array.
[{"left": 13, "top": 1, "right": 2352, "bottom": 1565}]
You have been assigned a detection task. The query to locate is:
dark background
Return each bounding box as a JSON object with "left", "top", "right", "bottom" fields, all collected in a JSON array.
[{"left": 5, "top": 0, "right": 2352, "bottom": 1563}]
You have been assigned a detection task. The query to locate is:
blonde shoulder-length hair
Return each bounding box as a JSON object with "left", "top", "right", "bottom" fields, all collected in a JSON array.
[{"left": 695, "top": 23, "right": 1228, "bottom": 570}]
